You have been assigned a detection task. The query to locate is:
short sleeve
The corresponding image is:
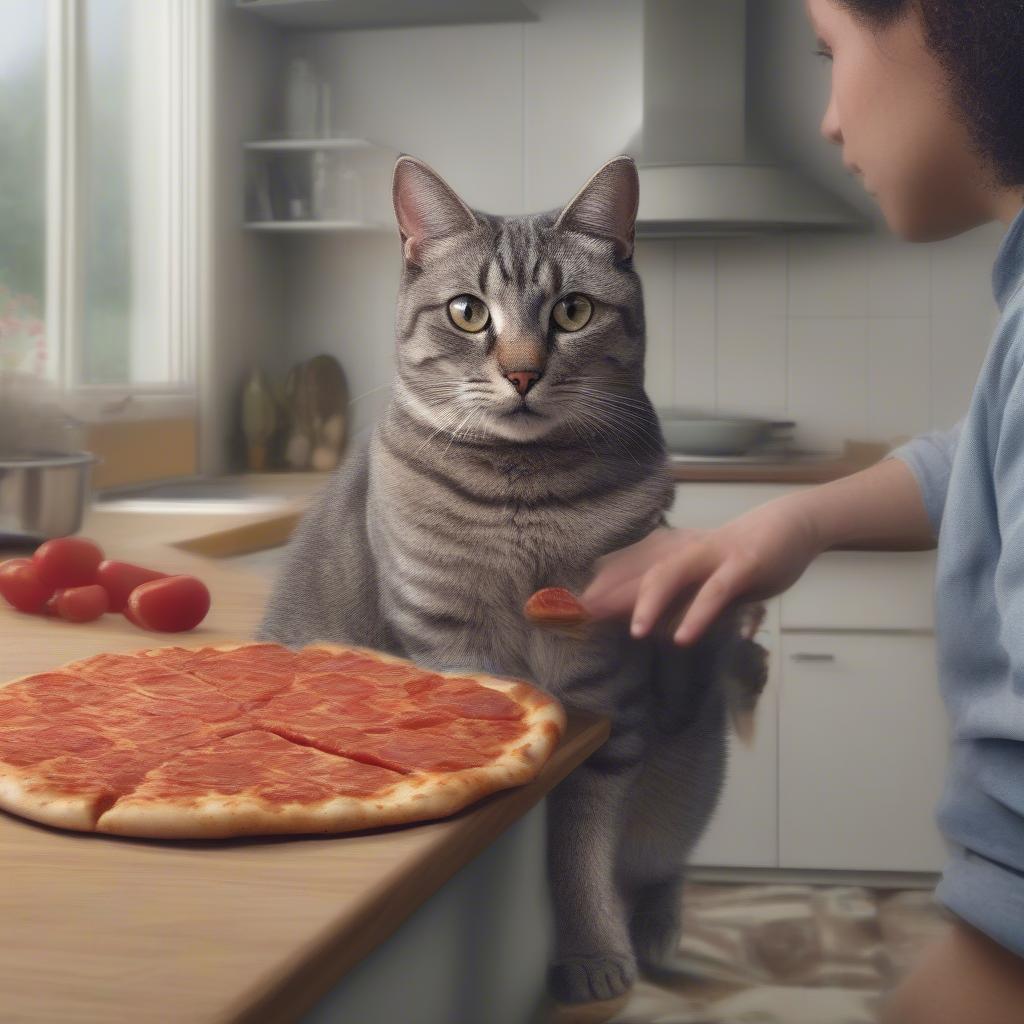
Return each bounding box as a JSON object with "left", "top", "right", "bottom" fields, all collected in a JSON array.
[{"left": 884, "top": 418, "right": 965, "bottom": 537}]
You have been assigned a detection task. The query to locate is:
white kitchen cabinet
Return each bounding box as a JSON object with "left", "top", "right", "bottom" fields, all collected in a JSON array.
[
  {"left": 688, "top": 596, "right": 780, "bottom": 868},
  {"left": 780, "top": 549, "right": 937, "bottom": 631},
  {"left": 666, "top": 497, "right": 780, "bottom": 868},
  {"left": 667, "top": 481, "right": 949, "bottom": 873},
  {"left": 778, "top": 632, "right": 950, "bottom": 871}
]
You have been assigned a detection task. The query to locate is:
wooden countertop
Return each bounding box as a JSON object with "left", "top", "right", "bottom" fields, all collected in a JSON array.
[
  {"left": 668, "top": 439, "right": 894, "bottom": 484},
  {"left": 0, "top": 498, "right": 610, "bottom": 1024}
]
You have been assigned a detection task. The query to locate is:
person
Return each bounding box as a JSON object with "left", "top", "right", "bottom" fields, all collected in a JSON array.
[{"left": 579, "top": 1, "right": 1024, "bottom": 1021}]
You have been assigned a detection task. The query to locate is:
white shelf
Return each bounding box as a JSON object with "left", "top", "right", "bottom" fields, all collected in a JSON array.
[
  {"left": 244, "top": 137, "right": 391, "bottom": 152},
  {"left": 244, "top": 220, "right": 392, "bottom": 232},
  {"left": 234, "top": 0, "right": 538, "bottom": 31}
]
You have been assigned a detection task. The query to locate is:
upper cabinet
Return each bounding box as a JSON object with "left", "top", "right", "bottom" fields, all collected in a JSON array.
[{"left": 234, "top": 0, "right": 538, "bottom": 32}]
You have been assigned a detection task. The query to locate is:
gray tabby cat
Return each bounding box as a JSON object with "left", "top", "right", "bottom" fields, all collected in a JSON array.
[{"left": 255, "top": 153, "right": 767, "bottom": 1006}]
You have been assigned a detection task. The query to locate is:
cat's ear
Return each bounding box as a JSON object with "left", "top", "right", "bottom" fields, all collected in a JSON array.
[
  {"left": 554, "top": 155, "right": 639, "bottom": 263},
  {"left": 392, "top": 155, "right": 479, "bottom": 269}
]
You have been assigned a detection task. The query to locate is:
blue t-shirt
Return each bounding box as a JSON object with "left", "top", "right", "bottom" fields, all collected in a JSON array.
[{"left": 887, "top": 205, "right": 1024, "bottom": 956}]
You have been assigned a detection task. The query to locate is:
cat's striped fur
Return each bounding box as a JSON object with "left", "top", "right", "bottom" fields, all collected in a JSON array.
[{"left": 256, "top": 154, "right": 766, "bottom": 1006}]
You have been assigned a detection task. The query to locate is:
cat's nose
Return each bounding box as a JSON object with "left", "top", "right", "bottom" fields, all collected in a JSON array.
[{"left": 503, "top": 369, "right": 542, "bottom": 396}]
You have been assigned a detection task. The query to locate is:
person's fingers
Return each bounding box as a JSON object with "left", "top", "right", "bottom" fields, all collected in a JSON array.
[
  {"left": 579, "top": 573, "right": 643, "bottom": 621},
  {"left": 671, "top": 561, "right": 744, "bottom": 646},
  {"left": 629, "top": 544, "right": 714, "bottom": 638},
  {"left": 581, "top": 527, "right": 703, "bottom": 612},
  {"left": 579, "top": 530, "right": 671, "bottom": 609}
]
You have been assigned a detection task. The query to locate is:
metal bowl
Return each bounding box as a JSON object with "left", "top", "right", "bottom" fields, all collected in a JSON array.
[
  {"left": 656, "top": 410, "right": 780, "bottom": 456},
  {"left": 0, "top": 451, "right": 98, "bottom": 544}
]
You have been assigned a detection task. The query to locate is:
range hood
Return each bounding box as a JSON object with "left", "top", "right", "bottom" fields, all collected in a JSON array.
[{"left": 629, "top": 0, "right": 867, "bottom": 237}]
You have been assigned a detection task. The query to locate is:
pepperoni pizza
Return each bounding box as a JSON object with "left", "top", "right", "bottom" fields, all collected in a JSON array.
[{"left": 0, "top": 642, "right": 566, "bottom": 839}]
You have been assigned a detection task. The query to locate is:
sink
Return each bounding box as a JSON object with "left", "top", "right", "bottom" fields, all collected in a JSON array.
[
  {"left": 223, "top": 546, "right": 289, "bottom": 581},
  {"left": 96, "top": 477, "right": 295, "bottom": 515}
]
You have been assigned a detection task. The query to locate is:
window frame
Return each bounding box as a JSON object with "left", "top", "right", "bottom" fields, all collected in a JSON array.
[{"left": 44, "top": 0, "right": 209, "bottom": 421}]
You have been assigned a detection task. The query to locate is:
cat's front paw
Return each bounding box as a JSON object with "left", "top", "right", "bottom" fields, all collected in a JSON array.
[{"left": 547, "top": 952, "right": 636, "bottom": 1004}]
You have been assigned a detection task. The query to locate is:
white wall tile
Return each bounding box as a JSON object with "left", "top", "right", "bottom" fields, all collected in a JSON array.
[
  {"left": 716, "top": 236, "right": 787, "bottom": 317},
  {"left": 716, "top": 312, "right": 787, "bottom": 420},
  {"left": 929, "top": 244, "right": 1000, "bottom": 335},
  {"left": 788, "top": 234, "right": 868, "bottom": 318},
  {"left": 787, "top": 317, "right": 868, "bottom": 452},
  {"left": 634, "top": 240, "right": 675, "bottom": 410},
  {"left": 866, "top": 318, "right": 931, "bottom": 444},
  {"left": 929, "top": 242, "right": 1001, "bottom": 428},
  {"left": 930, "top": 313, "right": 997, "bottom": 429},
  {"left": 865, "top": 235, "right": 930, "bottom": 318},
  {"left": 672, "top": 241, "right": 717, "bottom": 411}
]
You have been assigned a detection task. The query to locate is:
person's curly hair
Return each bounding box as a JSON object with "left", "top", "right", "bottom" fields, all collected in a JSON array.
[{"left": 837, "top": 0, "right": 1024, "bottom": 189}]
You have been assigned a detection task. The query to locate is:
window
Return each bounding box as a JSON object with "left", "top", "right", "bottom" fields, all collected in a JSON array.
[
  {"left": 0, "top": 0, "right": 205, "bottom": 410},
  {"left": 0, "top": 1, "right": 48, "bottom": 379}
]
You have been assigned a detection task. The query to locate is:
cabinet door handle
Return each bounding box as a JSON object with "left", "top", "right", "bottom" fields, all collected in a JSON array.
[{"left": 790, "top": 652, "right": 836, "bottom": 662}]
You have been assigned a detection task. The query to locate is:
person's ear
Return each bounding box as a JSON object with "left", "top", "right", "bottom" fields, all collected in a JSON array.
[
  {"left": 554, "top": 155, "right": 639, "bottom": 263},
  {"left": 392, "top": 154, "right": 479, "bottom": 269}
]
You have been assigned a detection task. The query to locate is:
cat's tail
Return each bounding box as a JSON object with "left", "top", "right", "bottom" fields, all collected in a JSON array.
[{"left": 719, "top": 602, "right": 770, "bottom": 746}]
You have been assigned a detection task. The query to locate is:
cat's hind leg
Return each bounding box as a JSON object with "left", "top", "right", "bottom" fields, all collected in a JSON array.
[{"left": 614, "top": 680, "right": 728, "bottom": 980}]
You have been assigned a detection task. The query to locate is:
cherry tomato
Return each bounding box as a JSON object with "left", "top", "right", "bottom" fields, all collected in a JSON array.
[
  {"left": 123, "top": 600, "right": 144, "bottom": 628},
  {"left": 44, "top": 589, "right": 64, "bottom": 616},
  {"left": 95, "top": 560, "right": 168, "bottom": 613},
  {"left": 125, "top": 575, "right": 210, "bottom": 632},
  {"left": 0, "top": 561, "right": 55, "bottom": 614},
  {"left": 54, "top": 584, "right": 110, "bottom": 623},
  {"left": 33, "top": 536, "right": 104, "bottom": 589}
]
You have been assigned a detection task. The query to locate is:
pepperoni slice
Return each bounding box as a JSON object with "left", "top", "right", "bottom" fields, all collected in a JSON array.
[
  {"left": 297, "top": 672, "right": 378, "bottom": 701},
  {"left": 74, "top": 653, "right": 154, "bottom": 682},
  {"left": 0, "top": 724, "right": 116, "bottom": 766},
  {"left": 355, "top": 730, "right": 494, "bottom": 773},
  {"left": 523, "top": 586, "right": 591, "bottom": 626},
  {"left": 186, "top": 662, "right": 294, "bottom": 705},
  {"left": 417, "top": 682, "right": 524, "bottom": 721},
  {"left": 402, "top": 673, "right": 446, "bottom": 696}
]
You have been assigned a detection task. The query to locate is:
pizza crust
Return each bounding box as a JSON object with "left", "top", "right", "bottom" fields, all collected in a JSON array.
[
  {"left": 95, "top": 758, "right": 525, "bottom": 839},
  {"left": 0, "top": 769, "right": 107, "bottom": 832},
  {"left": 0, "top": 641, "right": 567, "bottom": 839}
]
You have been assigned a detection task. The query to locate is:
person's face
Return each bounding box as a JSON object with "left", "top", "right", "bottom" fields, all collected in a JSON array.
[{"left": 805, "top": 0, "right": 996, "bottom": 241}]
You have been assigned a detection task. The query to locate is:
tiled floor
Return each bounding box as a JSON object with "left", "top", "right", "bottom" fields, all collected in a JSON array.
[{"left": 550, "top": 881, "right": 952, "bottom": 1024}]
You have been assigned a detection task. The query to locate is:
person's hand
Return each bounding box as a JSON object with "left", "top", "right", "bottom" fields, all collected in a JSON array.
[{"left": 579, "top": 497, "right": 822, "bottom": 646}]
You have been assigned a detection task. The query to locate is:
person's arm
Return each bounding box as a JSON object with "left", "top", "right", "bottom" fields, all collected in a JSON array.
[
  {"left": 787, "top": 419, "right": 964, "bottom": 553},
  {"left": 582, "top": 418, "right": 966, "bottom": 644}
]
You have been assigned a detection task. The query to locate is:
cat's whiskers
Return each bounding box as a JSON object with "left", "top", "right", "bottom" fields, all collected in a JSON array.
[
  {"left": 558, "top": 380, "right": 658, "bottom": 417},
  {"left": 559, "top": 407, "right": 602, "bottom": 462},
  {"left": 346, "top": 381, "right": 393, "bottom": 405},
  {"left": 411, "top": 397, "right": 479, "bottom": 457},
  {"left": 570, "top": 403, "right": 661, "bottom": 466},
  {"left": 556, "top": 387, "right": 663, "bottom": 460},
  {"left": 559, "top": 389, "right": 665, "bottom": 450},
  {"left": 439, "top": 404, "right": 485, "bottom": 461},
  {"left": 560, "top": 403, "right": 644, "bottom": 468}
]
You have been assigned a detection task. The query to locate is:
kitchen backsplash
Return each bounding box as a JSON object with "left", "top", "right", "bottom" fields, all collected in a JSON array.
[
  {"left": 286, "top": 219, "right": 1002, "bottom": 455},
  {"left": 276, "top": 0, "right": 1005, "bottom": 455},
  {"left": 632, "top": 225, "right": 1003, "bottom": 452}
]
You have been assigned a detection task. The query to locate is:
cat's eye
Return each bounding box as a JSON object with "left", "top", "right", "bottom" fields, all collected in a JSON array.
[
  {"left": 551, "top": 293, "right": 593, "bottom": 332},
  {"left": 447, "top": 294, "right": 490, "bottom": 333}
]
